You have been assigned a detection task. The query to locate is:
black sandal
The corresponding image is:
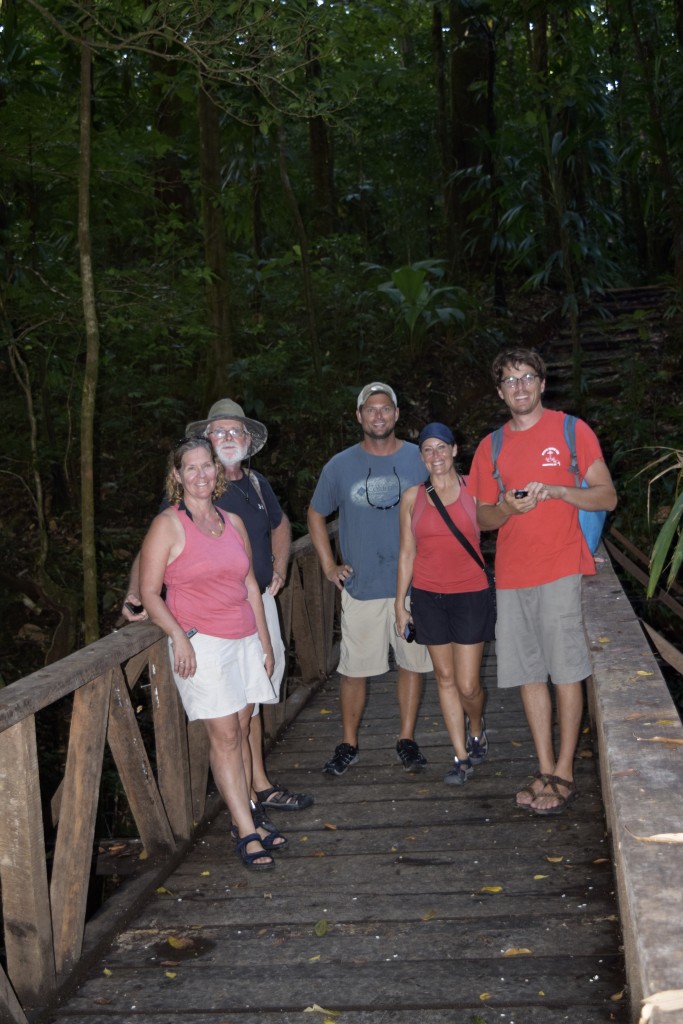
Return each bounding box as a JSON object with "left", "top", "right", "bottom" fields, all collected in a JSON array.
[
  {"left": 256, "top": 784, "right": 314, "bottom": 811},
  {"left": 235, "top": 832, "right": 275, "bottom": 871}
]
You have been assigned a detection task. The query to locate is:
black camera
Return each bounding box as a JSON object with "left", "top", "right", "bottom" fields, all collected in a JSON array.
[
  {"left": 403, "top": 622, "right": 416, "bottom": 643},
  {"left": 514, "top": 490, "right": 528, "bottom": 499}
]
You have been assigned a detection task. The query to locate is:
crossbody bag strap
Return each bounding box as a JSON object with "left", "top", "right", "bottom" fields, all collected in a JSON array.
[{"left": 425, "top": 481, "right": 486, "bottom": 571}]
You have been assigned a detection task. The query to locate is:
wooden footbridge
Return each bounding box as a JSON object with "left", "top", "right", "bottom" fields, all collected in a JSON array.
[{"left": 1, "top": 530, "right": 682, "bottom": 1024}]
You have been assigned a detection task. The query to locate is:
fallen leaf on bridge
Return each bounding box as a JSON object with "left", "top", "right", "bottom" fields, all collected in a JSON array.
[
  {"left": 597, "top": 636, "right": 611, "bottom": 643},
  {"left": 303, "top": 1005, "right": 338, "bottom": 1015},
  {"left": 164, "top": 971, "right": 177, "bottom": 979},
  {"left": 479, "top": 992, "right": 492, "bottom": 1001},
  {"left": 314, "top": 919, "right": 328, "bottom": 937},
  {"left": 155, "top": 886, "right": 173, "bottom": 896},
  {"left": 421, "top": 910, "right": 437, "bottom": 921},
  {"left": 320, "top": 709, "right": 332, "bottom": 715},
  {"left": 480, "top": 885, "right": 503, "bottom": 894},
  {"left": 167, "top": 935, "right": 194, "bottom": 950},
  {"left": 635, "top": 735, "right": 683, "bottom": 745},
  {"left": 626, "top": 828, "right": 683, "bottom": 844},
  {"left": 533, "top": 874, "right": 548, "bottom": 880},
  {"left": 545, "top": 856, "right": 563, "bottom": 863},
  {"left": 503, "top": 947, "right": 532, "bottom": 956},
  {"left": 324, "top": 822, "right": 337, "bottom": 830},
  {"left": 200, "top": 870, "right": 210, "bottom": 876},
  {"left": 611, "top": 990, "right": 625, "bottom": 1001},
  {"left": 639, "top": 989, "right": 683, "bottom": 1022},
  {"left": 103, "top": 968, "right": 112, "bottom": 977},
  {"left": 636, "top": 670, "right": 654, "bottom": 676}
]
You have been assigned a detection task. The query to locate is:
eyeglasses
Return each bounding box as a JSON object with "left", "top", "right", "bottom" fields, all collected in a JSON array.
[
  {"left": 208, "top": 427, "right": 248, "bottom": 440},
  {"left": 500, "top": 373, "right": 540, "bottom": 389},
  {"left": 365, "top": 467, "right": 401, "bottom": 509}
]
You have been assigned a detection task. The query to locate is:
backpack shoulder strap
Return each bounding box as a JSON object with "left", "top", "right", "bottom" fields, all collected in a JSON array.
[
  {"left": 563, "top": 414, "right": 580, "bottom": 484},
  {"left": 490, "top": 427, "right": 506, "bottom": 496},
  {"left": 245, "top": 469, "right": 266, "bottom": 505}
]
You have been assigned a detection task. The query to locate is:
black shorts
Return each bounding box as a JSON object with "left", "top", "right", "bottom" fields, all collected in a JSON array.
[{"left": 410, "top": 586, "right": 496, "bottom": 647}]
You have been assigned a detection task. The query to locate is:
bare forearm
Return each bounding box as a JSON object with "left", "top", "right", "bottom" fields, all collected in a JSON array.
[{"left": 270, "top": 516, "right": 292, "bottom": 578}]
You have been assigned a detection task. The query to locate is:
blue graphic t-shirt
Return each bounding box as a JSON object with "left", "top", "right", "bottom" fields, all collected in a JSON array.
[{"left": 310, "top": 441, "right": 425, "bottom": 600}]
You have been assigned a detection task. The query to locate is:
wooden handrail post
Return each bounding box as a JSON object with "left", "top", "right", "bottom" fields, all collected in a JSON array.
[{"left": 0, "top": 717, "right": 57, "bottom": 1008}]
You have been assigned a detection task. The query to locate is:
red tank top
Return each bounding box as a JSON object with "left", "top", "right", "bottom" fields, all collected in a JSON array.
[{"left": 411, "top": 480, "right": 488, "bottom": 594}]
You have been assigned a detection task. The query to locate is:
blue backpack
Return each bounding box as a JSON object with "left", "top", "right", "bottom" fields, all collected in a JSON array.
[{"left": 490, "top": 415, "right": 606, "bottom": 554}]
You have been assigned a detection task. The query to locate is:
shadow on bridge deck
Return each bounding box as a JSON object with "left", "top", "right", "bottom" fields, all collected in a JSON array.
[{"left": 46, "top": 646, "right": 628, "bottom": 1024}]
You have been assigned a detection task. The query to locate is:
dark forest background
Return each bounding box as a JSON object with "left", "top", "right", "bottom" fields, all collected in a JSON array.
[{"left": 1, "top": 0, "right": 682, "bottom": 684}]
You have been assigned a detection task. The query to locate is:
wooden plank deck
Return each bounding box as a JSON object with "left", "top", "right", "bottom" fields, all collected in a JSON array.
[{"left": 45, "top": 648, "right": 628, "bottom": 1024}]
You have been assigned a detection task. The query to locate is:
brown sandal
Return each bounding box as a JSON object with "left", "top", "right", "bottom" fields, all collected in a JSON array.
[
  {"left": 531, "top": 775, "right": 579, "bottom": 816},
  {"left": 515, "top": 771, "right": 550, "bottom": 808}
]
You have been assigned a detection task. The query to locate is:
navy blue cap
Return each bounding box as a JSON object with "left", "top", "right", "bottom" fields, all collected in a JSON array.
[{"left": 418, "top": 422, "right": 455, "bottom": 448}]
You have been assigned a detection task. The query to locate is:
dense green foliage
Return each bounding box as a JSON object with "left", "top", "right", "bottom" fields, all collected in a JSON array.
[{"left": 1, "top": 0, "right": 682, "bottom": 680}]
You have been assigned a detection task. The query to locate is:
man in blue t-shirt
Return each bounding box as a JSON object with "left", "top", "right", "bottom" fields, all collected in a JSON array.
[
  {"left": 307, "top": 383, "right": 433, "bottom": 777},
  {"left": 123, "top": 399, "right": 313, "bottom": 817}
]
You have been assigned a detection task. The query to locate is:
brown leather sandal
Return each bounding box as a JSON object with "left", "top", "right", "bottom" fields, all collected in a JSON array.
[
  {"left": 531, "top": 775, "right": 579, "bottom": 816},
  {"left": 515, "top": 771, "right": 550, "bottom": 808}
]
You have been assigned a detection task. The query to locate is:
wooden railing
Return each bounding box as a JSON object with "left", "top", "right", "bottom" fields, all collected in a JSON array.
[{"left": 0, "top": 530, "right": 339, "bottom": 1024}]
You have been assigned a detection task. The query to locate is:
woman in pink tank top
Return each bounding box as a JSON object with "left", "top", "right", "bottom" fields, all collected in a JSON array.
[
  {"left": 395, "top": 423, "right": 495, "bottom": 787},
  {"left": 139, "top": 437, "right": 284, "bottom": 871}
]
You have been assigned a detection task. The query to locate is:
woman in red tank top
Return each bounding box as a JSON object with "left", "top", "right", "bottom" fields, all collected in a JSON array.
[{"left": 395, "top": 423, "right": 494, "bottom": 786}]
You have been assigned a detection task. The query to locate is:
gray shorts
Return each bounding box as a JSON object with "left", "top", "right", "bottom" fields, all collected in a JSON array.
[{"left": 495, "top": 575, "right": 591, "bottom": 688}]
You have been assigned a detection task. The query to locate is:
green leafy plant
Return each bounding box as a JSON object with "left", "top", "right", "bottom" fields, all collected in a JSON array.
[
  {"left": 370, "top": 260, "right": 467, "bottom": 356},
  {"left": 637, "top": 448, "right": 683, "bottom": 596}
]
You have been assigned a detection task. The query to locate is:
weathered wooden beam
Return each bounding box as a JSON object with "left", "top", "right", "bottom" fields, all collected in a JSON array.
[
  {"left": 583, "top": 561, "right": 683, "bottom": 1022},
  {"left": 0, "top": 962, "right": 29, "bottom": 1024},
  {"left": 604, "top": 538, "right": 683, "bottom": 622},
  {"left": 0, "top": 622, "right": 163, "bottom": 735},
  {"left": 187, "top": 719, "right": 210, "bottom": 824},
  {"left": 50, "top": 672, "right": 112, "bottom": 976},
  {"left": 0, "top": 717, "right": 56, "bottom": 1006},
  {"left": 640, "top": 620, "right": 683, "bottom": 675},
  {"left": 107, "top": 668, "right": 175, "bottom": 856},
  {"left": 289, "top": 561, "right": 322, "bottom": 685},
  {"left": 148, "top": 640, "right": 193, "bottom": 840}
]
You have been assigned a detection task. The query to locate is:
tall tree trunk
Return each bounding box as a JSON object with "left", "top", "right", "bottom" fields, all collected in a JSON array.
[
  {"left": 277, "top": 123, "right": 321, "bottom": 381},
  {"left": 306, "top": 40, "right": 335, "bottom": 238},
  {"left": 78, "top": 30, "right": 100, "bottom": 645},
  {"left": 198, "top": 80, "right": 233, "bottom": 406},
  {"left": 432, "top": 2, "right": 453, "bottom": 265},
  {"left": 625, "top": 0, "right": 683, "bottom": 285},
  {"left": 447, "top": 1, "right": 490, "bottom": 275}
]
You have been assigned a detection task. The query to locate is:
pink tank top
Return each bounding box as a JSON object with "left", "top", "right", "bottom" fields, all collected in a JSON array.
[{"left": 164, "top": 507, "right": 256, "bottom": 639}]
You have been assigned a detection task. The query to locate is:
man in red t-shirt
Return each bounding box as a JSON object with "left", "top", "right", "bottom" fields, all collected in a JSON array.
[{"left": 469, "top": 349, "right": 617, "bottom": 815}]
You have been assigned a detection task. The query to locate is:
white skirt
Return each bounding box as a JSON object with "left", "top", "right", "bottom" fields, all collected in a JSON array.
[{"left": 169, "top": 632, "right": 278, "bottom": 721}]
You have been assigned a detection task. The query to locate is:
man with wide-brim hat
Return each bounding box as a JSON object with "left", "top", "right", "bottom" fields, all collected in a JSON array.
[
  {"left": 123, "top": 397, "right": 314, "bottom": 817},
  {"left": 186, "top": 399, "right": 268, "bottom": 457}
]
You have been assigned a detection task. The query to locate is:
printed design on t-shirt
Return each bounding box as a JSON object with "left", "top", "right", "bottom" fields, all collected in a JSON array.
[
  {"left": 541, "top": 446, "right": 561, "bottom": 468},
  {"left": 351, "top": 469, "right": 402, "bottom": 508}
]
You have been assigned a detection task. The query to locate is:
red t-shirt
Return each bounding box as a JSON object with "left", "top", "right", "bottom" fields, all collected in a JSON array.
[{"left": 469, "top": 409, "right": 604, "bottom": 589}]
